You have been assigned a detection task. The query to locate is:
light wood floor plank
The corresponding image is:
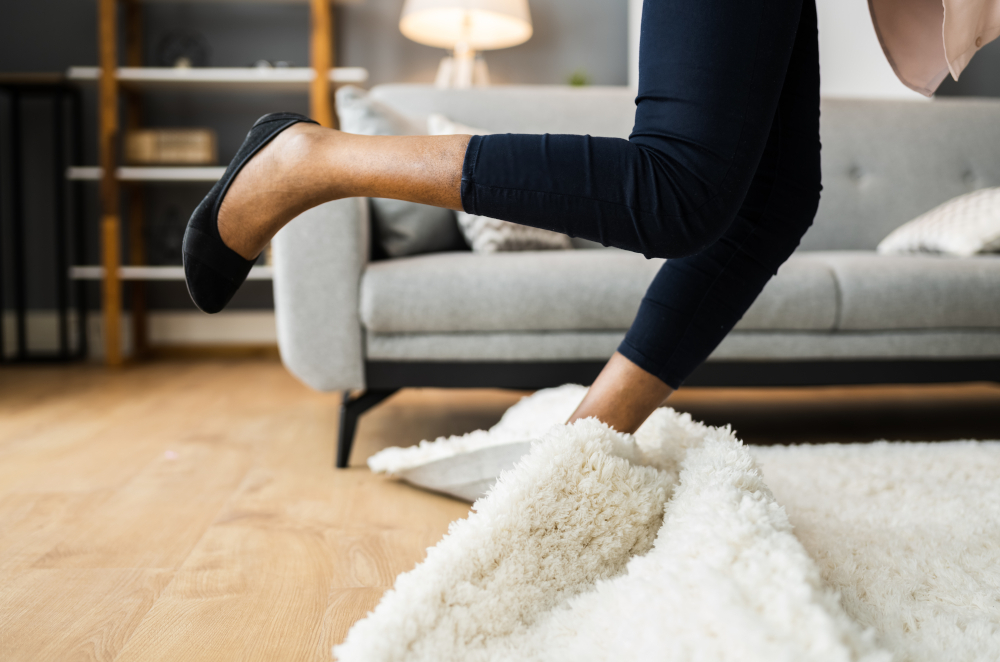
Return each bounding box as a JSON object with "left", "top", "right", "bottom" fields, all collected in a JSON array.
[
  {"left": 31, "top": 441, "right": 251, "bottom": 570},
  {"left": 112, "top": 523, "right": 337, "bottom": 662},
  {"left": 0, "top": 568, "right": 173, "bottom": 662},
  {"left": 0, "top": 491, "right": 111, "bottom": 573},
  {"left": 0, "top": 366, "right": 217, "bottom": 493}
]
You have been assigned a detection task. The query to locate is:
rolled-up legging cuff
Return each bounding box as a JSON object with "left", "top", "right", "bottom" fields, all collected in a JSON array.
[
  {"left": 616, "top": 339, "right": 685, "bottom": 391},
  {"left": 460, "top": 134, "right": 485, "bottom": 215}
]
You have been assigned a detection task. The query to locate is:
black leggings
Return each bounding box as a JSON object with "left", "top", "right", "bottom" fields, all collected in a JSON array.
[{"left": 460, "top": 0, "right": 822, "bottom": 388}]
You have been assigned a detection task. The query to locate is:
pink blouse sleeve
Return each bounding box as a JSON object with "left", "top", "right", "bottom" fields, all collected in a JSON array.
[{"left": 869, "top": 0, "right": 1000, "bottom": 96}]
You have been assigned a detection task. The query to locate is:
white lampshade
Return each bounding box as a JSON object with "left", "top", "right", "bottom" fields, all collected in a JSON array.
[{"left": 400, "top": 0, "right": 533, "bottom": 51}]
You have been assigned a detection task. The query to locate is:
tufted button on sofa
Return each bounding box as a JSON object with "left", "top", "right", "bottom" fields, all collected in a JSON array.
[{"left": 271, "top": 85, "right": 1000, "bottom": 466}]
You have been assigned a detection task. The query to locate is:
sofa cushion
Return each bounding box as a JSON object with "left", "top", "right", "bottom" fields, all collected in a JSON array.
[
  {"left": 811, "top": 252, "right": 1000, "bottom": 330},
  {"left": 361, "top": 250, "right": 659, "bottom": 333},
  {"left": 359, "top": 250, "right": 840, "bottom": 334}
]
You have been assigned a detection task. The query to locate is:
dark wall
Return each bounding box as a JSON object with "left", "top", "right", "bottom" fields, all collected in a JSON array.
[{"left": 1, "top": 1, "right": 102, "bottom": 314}]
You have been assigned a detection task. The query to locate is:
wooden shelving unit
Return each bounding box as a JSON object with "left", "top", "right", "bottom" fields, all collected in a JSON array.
[
  {"left": 79, "top": 0, "right": 366, "bottom": 366},
  {"left": 68, "top": 166, "right": 227, "bottom": 181},
  {"left": 70, "top": 265, "right": 274, "bottom": 280},
  {"left": 67, "top": 65, "right": 368, "bottom": 90}
]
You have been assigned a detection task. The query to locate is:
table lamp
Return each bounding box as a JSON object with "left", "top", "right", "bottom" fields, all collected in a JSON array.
[{"left": 400, "top": 0, "right": 533, "bottom": 88}]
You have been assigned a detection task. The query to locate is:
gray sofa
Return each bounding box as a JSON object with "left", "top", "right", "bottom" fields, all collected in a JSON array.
[{"left": 271, "top": 85, "right": 1000, "bottom": 466}]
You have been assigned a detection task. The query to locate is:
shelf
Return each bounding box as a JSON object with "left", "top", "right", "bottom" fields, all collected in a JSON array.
[
  {"left": 67, "top": 66, "right": 368, "bottom": 92},
  {"left": 84, "top": 0, "right": 338, "bottom": 365},
  {"left": 67, "top": 166, "right": 225, "bottom": 182},
  {"left": 70, "top": 265, "right": 274, "bottom": 281}
]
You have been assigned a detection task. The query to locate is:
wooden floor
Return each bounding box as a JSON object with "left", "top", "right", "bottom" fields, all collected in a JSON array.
[{"left": 1, "top": 360, "right": 998, "bottom": 661}]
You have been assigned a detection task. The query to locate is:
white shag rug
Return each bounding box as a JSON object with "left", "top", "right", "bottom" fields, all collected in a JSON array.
[{"left": 340, "top": 386, "right": 1000, "bottom": 662}]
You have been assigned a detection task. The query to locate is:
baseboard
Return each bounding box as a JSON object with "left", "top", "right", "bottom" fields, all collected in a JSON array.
[
  {"left": 3, "top": 310, "right": 278, "bottom": 361},
  {"left": 143, "top": 344, "right": 280, "bottom": 360}
]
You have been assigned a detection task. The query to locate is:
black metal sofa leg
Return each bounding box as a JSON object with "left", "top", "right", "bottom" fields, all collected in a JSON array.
[{"left": 336, "top": 389, "right": 399, "bottom": 468}]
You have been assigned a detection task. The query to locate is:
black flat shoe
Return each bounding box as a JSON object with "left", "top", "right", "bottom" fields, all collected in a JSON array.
[{"left": 182, "top": 112, "right": 318, "bottom": 314}]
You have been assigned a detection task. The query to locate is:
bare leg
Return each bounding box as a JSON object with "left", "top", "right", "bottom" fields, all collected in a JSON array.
[
  {"left": 567, "top": 352, "right": 673, "bottom": 434},
  {"left": 218, "top": 123, "right": 469, "bottom": 260}
]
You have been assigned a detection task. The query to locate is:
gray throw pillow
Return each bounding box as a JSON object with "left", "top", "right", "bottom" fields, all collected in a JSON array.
[
  {"left": 371, "top": 199, "right": 463, "bottom": 258},
  {"left": 336, "top": 86, "right": 462, "bottom": 258}
]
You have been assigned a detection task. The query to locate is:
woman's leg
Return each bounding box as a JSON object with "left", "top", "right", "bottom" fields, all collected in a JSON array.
[
  {"left": 568, "top": 352, "right": 675, "bottom": 433},
  {"left": 569, "top": 0, "right": 822, "bottom": 431},
  {"left": 218, "top": 131, "right": 470, "bottom": 259},
  {"left": 220, "top": 0, "right": 808, "bottom": 262},
  {"left": 459, "top": 0, "right": 809, "bottom": 258}
]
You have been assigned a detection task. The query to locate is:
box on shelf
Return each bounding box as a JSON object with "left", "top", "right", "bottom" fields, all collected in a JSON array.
[{"left": 125, "top": 128, "right": 217, "bottom": 165}]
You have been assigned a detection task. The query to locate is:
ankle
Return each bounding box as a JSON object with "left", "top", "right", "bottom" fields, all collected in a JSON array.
[{"left": 284, "top": 126, "right": 355, "bottom": 202}]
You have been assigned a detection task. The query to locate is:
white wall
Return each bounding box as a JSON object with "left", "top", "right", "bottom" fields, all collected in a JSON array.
[
  {"left": 3, "top": 311, "right": 278, "bottom": 361},
  {"left": 628, "top": 0, "right": 925, "bottom": 99},
  {"left": 814, "top": 0, "right": 923, "bottom": 99},
  {"left": 628, "top": 0, "right": 641, "bottom": 89}
]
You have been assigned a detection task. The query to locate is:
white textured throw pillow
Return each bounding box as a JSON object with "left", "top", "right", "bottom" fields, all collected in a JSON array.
[
  {"left": 427, "top": 114, "right": 574, "bottom": 254},
  {"left": 453, "top": 214, "right": 572, "bottom": 253},
  {"left": 368, "top": 385, "right": 587, "bottom": 501},
  {"left": 877, "top": 187, "right": 1000, "bottom": 256}
]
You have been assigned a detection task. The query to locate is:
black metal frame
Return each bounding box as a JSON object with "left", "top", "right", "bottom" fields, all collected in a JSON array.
[
  {"left": 332, "top": 357, "right": 1000, "bottom": 467},
  {"left": 338, "top": 388, "right": 399, "bottom": 468},
  {"left": 0, "top": 76, "right": 88, "bottom": 363}
]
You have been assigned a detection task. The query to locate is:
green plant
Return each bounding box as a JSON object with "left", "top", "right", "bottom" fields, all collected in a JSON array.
[{"left": 567, "top": 69, "right": 591, "bottom": 87}]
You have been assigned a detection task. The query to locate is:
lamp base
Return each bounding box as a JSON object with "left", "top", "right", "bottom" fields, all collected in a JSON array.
[{"left": 434, "top": 52, "right": 491, "bottom": 89}]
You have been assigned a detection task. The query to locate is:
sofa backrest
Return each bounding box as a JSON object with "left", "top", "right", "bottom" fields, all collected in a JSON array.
[
  {"left": 810, "top": 98, "right": 1000, "bottom": 250},
  {"left": 370, "top": 84, "right": 1000, "bottom": 251}
]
